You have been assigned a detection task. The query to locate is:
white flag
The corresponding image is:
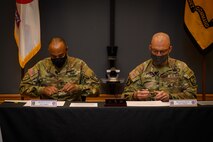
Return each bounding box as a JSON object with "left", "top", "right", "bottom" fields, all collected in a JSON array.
[{"left": 14, "top": 0, "right": 41, "bottom": 68}]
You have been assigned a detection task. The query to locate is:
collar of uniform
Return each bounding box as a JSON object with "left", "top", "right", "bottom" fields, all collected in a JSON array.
[
  {"left": 47, "top": 56, "right": 69, "bottom": 74},
  {"left": 148, "top": 57, "right": 174, "bottom": 72},
  {"left": 150, "top": 56, "right": 174, "bottom": 68}
]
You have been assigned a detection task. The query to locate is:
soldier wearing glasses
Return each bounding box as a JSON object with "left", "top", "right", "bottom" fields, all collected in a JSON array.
[
  {"left": 122, "top": 32, "right": 197, "bottom": 102},
  {"left": 20, "top": 37, "right": 100, "bottom": 101}
]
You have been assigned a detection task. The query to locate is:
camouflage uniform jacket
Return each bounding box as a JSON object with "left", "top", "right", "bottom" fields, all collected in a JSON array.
[
  {"left": 122, "top": 57, "right": 197, "bottom": 101},
  {"left": 20, "top": 56, "right": 100, "bottom": 101}
]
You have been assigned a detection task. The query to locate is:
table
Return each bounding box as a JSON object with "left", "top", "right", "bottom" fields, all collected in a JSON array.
[{"left": 0, "top": 102, "right": 213, "bottom": 142}]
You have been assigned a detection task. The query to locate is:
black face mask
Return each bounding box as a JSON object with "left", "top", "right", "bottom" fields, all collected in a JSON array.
[
  {"left": 51, "top": 55, "right": 67, "bottom": 68},
  {"left": 151, "top": 53, "right": 168, "bottom": 66}
]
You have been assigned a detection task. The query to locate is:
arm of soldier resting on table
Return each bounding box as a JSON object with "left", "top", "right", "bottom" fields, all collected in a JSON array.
[
  {"left": 121, "top": 76, "right": 142, "bottom": 101},
  {"left": 121, "top": 64, "right": 145, "bottom": 100},
  {"left": 19, "top": 66, "right": 44, "bottom": 97},
  {"left": 169, "top": 67, "right": 197, "bottom": 99}
]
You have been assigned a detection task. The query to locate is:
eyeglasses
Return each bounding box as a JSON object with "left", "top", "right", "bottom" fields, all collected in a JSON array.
[{"left": 151, "top": 48, "right": 169, "bottom": 55}]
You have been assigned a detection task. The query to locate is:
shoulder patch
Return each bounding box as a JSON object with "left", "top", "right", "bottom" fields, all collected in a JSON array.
[
  {"left": 183, "top": 67, "right": 194, "bottom": 79},
  {"left": 129, "top": 64, "right": 144, "bottom": 80},
  {"left": 28, "top": 68, "right": 34, "bottom": 77},
  {"left": 189, "top": 75, "right": 197, "bottom": 86},
  {"left": 129, "top": 71, "right": 138, "bottom": 80},
  {"left": 28, "top": 68, "right": 38, "bottom": 77},
  {"left": 85, "top": 68, "right": 93, "bottom": 77}
]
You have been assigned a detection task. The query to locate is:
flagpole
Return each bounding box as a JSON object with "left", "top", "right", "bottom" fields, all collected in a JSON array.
[
  {"left": 21, "top": 68, "right": 25, "bottom": 100},
  {"left": 202, "top": 54, "right": 206, "bottom": 101},
  {"left": 21, "top": 68, "right": 25, "bottom": 79}
]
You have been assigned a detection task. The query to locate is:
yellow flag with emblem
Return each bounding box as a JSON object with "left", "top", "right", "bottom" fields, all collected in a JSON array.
[{"left": 184, "top": 0, "right": 213, "bottom": 50}]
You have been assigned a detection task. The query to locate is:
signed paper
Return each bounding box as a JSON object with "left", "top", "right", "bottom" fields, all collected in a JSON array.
[
  {"left": 126, "top": 101, "right": 169, "bottom": 107},
  {"left": 70, "top": 103, "right": 98, "bottom": 107},
  {"left": 198, "top": 101, "right": 213, "bottom": 105}
]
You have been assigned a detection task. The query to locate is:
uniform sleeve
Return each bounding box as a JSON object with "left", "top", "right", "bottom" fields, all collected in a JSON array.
[
  {"left": 169, "top": 65, "right": 197, "bottom": 99},
  {"left": 19, "top": 65, "right": 44, "bottom": 98},
  {"left": 75, "top": 62, "right": 100, "bottom": 97},
  {"left": 121, "top": 65, "right": 144, "bottom": 101}
]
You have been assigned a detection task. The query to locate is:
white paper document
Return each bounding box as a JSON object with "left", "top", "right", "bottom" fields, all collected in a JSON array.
[
  {"left": 57, "top": 101, "right": 65, "bottom": 106},
  {"left": 70, "top": 103, "right": 98, "bottom": 107},
  {"left": 126, "top": 101, "right": 169, "bottom": 107},
  {"left": 4, "top": 100, "right": 29, "bottom": 103},
  {"left": 198, "top": 101, "right": 213, "bottom": 105}
]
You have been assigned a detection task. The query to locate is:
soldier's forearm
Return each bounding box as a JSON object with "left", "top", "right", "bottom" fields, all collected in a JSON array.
[
  {"left": 20, "top": 85, "right": 44, "bottom": 97},
  {"left": 169, "top": 91, "right": 196, "bottom": 99}
]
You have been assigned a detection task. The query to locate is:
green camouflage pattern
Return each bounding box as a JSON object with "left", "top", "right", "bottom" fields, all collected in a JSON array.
[
  {"left": 122, "top": 57, "right": 197, "bottom": 100},
  {"left": 20, "top": 56, "right": 100, "bottom": 101}
]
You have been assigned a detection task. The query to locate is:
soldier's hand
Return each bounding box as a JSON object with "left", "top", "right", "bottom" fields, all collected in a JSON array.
[
  {"left": 134, "top": 89, "right": 150, "bottom": 100},
  {"left": 154, "top": 91, "right": 169, "bottom": 102},
  {"left": 42, "top": 86, "right": 58, "bottom": 96},
  {"left": 61, "top": 82, "right": 77, "bottom": 92}
]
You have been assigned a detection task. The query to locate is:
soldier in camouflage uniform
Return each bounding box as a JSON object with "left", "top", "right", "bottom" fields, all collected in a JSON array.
[
  {"left": 122, "top": 32, "right": 197, "bottom": 102},
  {"left": 20, "top": 37, "right": 100, "bottom": 101}
]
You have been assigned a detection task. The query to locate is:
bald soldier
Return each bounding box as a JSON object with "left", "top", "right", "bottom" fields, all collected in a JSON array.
[
  {"left": 20, "top": 37, "right": 100, "bottom": 101},
  {"left": 122, "top": 32, "right": 197, "bottom": 102}
]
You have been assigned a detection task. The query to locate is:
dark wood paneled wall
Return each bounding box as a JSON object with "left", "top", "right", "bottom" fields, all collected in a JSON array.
[{"left": 0, "top": 0, "right": 212, "bottom": 94}]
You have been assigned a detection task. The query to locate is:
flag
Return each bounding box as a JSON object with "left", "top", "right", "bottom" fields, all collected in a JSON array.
[
  {"left": 14, "top": 0, "right": 41, "bottom": 68},
  {"left": 184, "top": 0, "right": 213, "bottom": 51}
]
